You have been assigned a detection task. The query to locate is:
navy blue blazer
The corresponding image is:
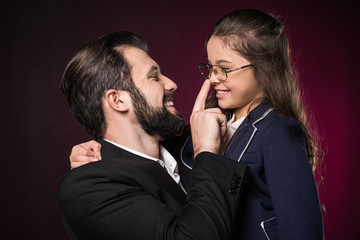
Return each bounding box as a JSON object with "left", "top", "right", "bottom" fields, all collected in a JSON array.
[{"left": 181, "top": 101, "right": 323, "bottom": 240}]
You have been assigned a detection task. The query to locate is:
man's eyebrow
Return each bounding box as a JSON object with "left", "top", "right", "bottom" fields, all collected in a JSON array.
[{"left": 147, "top": 65, "right": 159, "bottom": 75}]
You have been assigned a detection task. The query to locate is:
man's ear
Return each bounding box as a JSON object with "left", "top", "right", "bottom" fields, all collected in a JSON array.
[{"left": 104, "top": 89, "right": 130, "bottom": 112}]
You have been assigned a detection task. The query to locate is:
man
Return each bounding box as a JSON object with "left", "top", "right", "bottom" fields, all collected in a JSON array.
[{"left": 59, "top": 31, "right": 248, "bottom": 240}]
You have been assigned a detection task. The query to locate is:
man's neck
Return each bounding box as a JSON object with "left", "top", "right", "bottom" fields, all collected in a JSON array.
[{"left": 104, "top": 130, "right": 161, "bottom": 159}]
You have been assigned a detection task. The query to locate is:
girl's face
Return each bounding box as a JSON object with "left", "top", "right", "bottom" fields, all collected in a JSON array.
[{"left": 206, "top": 36, "right": 265, "bottom": 120}]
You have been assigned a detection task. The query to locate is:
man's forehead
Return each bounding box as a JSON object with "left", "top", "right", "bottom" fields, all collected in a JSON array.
[{"left": 121, "top": 46, "right": 158, "bottom": 70}]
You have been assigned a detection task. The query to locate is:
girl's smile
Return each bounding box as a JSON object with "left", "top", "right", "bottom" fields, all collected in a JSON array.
[{"left": 206, "top": 36, "right": 265, "bottom": 119}]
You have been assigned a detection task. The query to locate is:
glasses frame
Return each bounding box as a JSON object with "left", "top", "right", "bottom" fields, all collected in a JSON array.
[{"left": 198, "top": 63, "right": 254, "bottom": 81}]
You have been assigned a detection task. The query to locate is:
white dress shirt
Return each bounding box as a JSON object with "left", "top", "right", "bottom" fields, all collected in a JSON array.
[{"left": 226, "top": 114, "right": 246, "bottom": 141}]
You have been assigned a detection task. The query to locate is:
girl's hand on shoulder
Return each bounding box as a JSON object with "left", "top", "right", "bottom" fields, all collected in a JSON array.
[{"left": 69, "top": 140, "right": 102, "bottom": 169}]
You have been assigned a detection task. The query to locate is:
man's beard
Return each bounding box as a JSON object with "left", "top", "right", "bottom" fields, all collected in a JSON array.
[{"left": 129, "top": 88, "right": 185, "bottom": 139}]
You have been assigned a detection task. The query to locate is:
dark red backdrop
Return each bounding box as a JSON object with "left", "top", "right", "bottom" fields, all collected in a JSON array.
[{"left": 2, "top": 0, "right": 359, "bottom": 239}]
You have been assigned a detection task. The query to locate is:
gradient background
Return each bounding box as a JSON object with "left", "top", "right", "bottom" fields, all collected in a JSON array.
[{"left": 2, "top": 0, "right": 359, "bottom": 239}]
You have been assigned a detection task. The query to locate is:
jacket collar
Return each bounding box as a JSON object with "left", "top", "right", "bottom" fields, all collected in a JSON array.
[
  {"left": 180, "top": 101, "right": 275, "bottom": 167},
  {"left": 242, "top": 100, "right": 273, "bottom": 125},
  {"left": 224, "top": 101, "right": 274, "bottom": 161},
  {"left": 97, "top": 139, "right": 187, "bottom": 205}
]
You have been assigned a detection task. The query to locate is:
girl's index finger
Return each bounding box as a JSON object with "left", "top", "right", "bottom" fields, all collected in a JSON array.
[{"left": 192, "top": 80, "right": 211, "bottom": 113}]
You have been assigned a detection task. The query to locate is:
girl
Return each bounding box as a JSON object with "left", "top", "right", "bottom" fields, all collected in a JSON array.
[
  {"left": 69, "top": 9, "right": 324, "bottom": 240},
  {"left": 182, "top": 9, "right": 323, "bottom": 239}
]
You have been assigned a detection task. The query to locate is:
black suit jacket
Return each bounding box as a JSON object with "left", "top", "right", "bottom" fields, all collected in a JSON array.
[{"left": 58, "top": 139, "right": 248, "bottom": 240}]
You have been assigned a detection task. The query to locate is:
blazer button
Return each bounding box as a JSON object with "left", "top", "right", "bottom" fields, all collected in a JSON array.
[
  {"left": 232, "top": 179, "right": 240, "bottom": 184},
  {"left": 232, "top": 173, "right": 241, "bottom": 181},
  {"left": 229, "top": 188, "right": 238, "bottom": 195}
]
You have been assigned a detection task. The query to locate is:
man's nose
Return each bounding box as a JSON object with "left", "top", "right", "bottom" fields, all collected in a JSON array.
[{"left": 161, "top": 75, "right": 177, "bottom": 92}]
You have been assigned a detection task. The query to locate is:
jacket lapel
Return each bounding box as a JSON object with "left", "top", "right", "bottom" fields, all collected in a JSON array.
[
  {"left": 98, "top": 139, "right": 187, "bottom": 205},
  {"left": 224, "top": 101, "right": 274, "bottom": 162},
  {"left": 142, "top": 162, "right": 187, "bottom": 205},
  {"left": 224, "top": 118, "right": 257, "bottom": 161},
  {"left": 160, "top": 127, "right": 192, "bottom": 192}
]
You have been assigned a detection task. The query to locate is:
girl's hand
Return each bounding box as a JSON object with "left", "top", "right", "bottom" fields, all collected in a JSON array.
[{"left": 69, "top": 140, "right": 102, "bottom": 169}]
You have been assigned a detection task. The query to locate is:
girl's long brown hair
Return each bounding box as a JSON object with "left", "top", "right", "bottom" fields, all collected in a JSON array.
[{"left": 206, "top": 9, "right": 323, "bottom": 171}]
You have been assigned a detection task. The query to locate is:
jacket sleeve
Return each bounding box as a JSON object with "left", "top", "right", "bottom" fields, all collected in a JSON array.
[
  {"left": 263, "top": 119, "right": 323, "bottom": 239},
  {"left": 58, "top": 152, "right": 248, "bottom": 240}
]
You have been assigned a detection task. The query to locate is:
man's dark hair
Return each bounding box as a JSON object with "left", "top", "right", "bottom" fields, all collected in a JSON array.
[{"left": 61, "top": 31, "right": 148, "bottom": 139}]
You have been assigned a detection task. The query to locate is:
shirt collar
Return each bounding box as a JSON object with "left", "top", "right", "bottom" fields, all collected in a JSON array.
[{"left": 103, "top": 138, "right": 180, "bottom": 183}]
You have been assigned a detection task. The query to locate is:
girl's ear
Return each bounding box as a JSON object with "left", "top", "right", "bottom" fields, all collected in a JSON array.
[{"left": 104, "top": 89, "right": 130, "bottom": 112}]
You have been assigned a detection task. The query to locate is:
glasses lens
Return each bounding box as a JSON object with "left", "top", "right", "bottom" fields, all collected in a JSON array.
[
  {"left": 198, "top": 64, "right": 210, "bottom": 78},
  {"left": 212, "top": 66, "right": 226, "bottom": 81}
]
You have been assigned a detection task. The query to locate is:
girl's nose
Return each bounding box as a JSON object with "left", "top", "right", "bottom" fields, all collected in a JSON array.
[{"left": 209, "top": 73, "right": 220, "bottom": 85}]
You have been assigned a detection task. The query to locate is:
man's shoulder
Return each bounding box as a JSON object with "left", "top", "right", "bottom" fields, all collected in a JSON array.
[
  {"left": 58, "top": 160, "right": 117, "bottom": 194},
  {"left": 58, "top": 144, "right": 140, "bottom": 197},
  {"left": 57, "top": 155, "right": 146, "bottom": 212},
  {"left": 58, "top": 140, "right": 165, "bottom": 194},
  {"left": 60, "top": 146, "right": 145, "bottom": 182}
]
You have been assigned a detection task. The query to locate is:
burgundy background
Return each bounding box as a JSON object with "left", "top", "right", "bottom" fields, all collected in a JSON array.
[{"left": 2, "top": 0, "right": 359, "bottom": 239}]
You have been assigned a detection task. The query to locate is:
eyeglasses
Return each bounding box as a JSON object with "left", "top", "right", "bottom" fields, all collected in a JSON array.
[{"left": 198, "top": 63, "right": 254, "bottom": 81}]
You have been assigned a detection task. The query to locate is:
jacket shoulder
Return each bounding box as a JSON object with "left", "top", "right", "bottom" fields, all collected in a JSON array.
[{"left": 257, "top": 110, "right": 305, "bottom": 136}]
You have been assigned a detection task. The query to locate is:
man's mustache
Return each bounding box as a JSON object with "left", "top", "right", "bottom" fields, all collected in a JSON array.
[{"left": 164, "top": 92, "right": 175, "bottom": 101}]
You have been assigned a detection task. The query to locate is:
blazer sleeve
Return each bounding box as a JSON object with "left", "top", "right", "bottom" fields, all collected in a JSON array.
[
  {"left": 58, "top": 152, "right": 248, "bottom": 240},
  {"left": 262, "top": 118, "right": 323, "bottom": 239}
]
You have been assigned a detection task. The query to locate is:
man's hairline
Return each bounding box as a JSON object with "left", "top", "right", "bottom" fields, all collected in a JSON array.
[{"left": 115, "top": 45, "right": 160, "bottom": 87}]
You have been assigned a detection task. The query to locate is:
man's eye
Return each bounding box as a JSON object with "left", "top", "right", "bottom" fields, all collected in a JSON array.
[{"left": 151, "top": 75, "right": 159, "bottom": 81}]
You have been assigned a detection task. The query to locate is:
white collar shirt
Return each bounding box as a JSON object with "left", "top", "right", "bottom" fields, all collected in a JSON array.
[{"left": 226, "top": 114, "right": 246, "bottom": 141}]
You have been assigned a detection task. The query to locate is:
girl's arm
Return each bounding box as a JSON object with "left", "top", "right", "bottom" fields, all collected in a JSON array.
[{"left": 263, "top": 119, "right": 323, "bottom": 239}]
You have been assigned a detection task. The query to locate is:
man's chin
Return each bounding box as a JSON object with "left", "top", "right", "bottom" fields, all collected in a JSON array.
[{"left": 161, "top": 111, "right": 185, "bottom": 139}]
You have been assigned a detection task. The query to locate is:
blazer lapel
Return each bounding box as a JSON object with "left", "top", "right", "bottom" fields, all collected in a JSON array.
[
  {"left": 142, "top": 163, "right": 187, "bottom": 205},
  {"left": 98, "top": 139, "right": 187, "bottom": 205},
  {"left": 224, "top": 118, "right": 257, "bottom": 162},
  {"left": 177, "top": 161, "right": 191, "bottom": 192},
  {"left": 224, "top": 101, "right": 274, "bottom": 162}
]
